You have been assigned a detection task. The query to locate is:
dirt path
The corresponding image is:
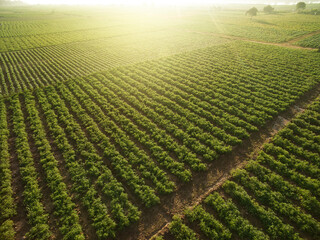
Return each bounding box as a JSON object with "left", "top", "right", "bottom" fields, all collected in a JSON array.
[
  {"left": 116, "top": 82, "right": 320, "bottom": 240},
  {"left": 188, "top": 30, "right": 320, "bottom": 50}
]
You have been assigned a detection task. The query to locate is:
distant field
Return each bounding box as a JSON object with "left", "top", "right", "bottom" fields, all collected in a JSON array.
[
  {"left": 0, "top": 31, "right": 230, "bottom": 95},
  {"left": 182, "top": 11, "right": 320, "bottom": 42},
  {"left": 0, "top": 5, "right": 320, "bottom": 240},
  {"left": 1, "top": 6, "right": 320, "bottom": 96},
  {"left": 0, "top": 5, "right": 320, "bottom": 52}
]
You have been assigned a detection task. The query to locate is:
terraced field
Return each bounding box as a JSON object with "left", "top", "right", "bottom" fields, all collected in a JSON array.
[{"left": 0, "top": 4, "right": 320, "bottom": 240}]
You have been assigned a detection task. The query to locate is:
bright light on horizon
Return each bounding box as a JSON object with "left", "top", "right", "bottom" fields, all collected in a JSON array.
[
  {"left": 24, "top": 0, "right": 222, "bottom": 6},
  {"left": 23, "top": 0, "right": 291, "bottom": 6}
]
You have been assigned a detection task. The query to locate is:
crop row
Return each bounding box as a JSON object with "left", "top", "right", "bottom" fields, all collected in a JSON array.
[
  {"left": 0, "top": 24, "right": 142, "bottom": 52},
  {"left": 9, "top": 94, "right": 52, "bottom": 239},
  {"left": 1, "top": 40, "right": 319, "bottom": 98},
  {"left": 0, "top": 30, "right": 229, "bottom": 95},
  {"left": 0, "top": 97, "right": 15, "bottom": 240}
]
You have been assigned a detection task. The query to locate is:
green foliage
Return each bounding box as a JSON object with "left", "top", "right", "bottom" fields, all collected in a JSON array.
[
  {"left": 185, "top": 205, "right": 231, "bottom": 239},
  {"left": 246, "top": 7, "right": 258, "bottom": 17},
  {"left": 231, "top": 169, "right": 320, "bottom": 236},
  {"left": 24, "top": 92, "right": 85, "bottom": 240},
  {"left": 296, "top": 2, "right": 306, "bottom": 10},
  {"left": 153, "top": 236, "right": 164, "bottom": 240},
  {"left": 263, "top": 5, "right": 274, "bottom": 13},
  {"left": 10, "top": 95, "right": 52, "bottom": 239},
  {"left": 0, "top": 220, "right": 15, "bottom": 240},
  {"left": 169, "top": 215, "right": 199, "bottom": 240},
  {"left": 0, "top": 97, "right": 16, "bottom": 239},
  {"left": 205, "top": 192, "right": 268, "bottom": 240}
]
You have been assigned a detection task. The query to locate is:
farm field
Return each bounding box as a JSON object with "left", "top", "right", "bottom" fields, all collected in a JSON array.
[
  {"left": 158, "top": 94, "right": 320, "bottom": 240},
  {"left": 0, "top": 3, "right": 320, "bottom": 240}
]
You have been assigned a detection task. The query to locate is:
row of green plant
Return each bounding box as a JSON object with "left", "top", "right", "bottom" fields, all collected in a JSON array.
[
  {"left": 38, "top": 86, "right": 142, "bottom": 226},
  {"left": 35, "top": 89, "right": 118, "bottom": 239},
  {"left": 2, "top": 34, "right": 320, "bottom": 97},
  {"left": 10, "top": 95, "right": 52, "bottom": 239},
  {"left": 23, "top": 92, "right": 85, "bottom": 239},
  {"left": 0, "top": 30, "right": 228, "bottom": 96},
  {"left": 0, "top": 97, "right": 15, "bottom": 240},
  {"left": 48, "top": 83, "right": 161, "bottom": 207},
  {"left": 65, "top": 80, "right": 191, "bottom": 183}
]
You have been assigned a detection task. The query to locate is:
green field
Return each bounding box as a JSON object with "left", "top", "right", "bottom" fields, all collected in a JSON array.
[{"left": 0, "top": 4, "right": 320, "bottom": 240}]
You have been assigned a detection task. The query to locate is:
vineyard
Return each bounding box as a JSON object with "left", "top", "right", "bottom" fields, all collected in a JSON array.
[
  {"left": 160, "top": 95, "right": 320, "bottom": 240},
  {"left": 0, "top": 4, "right": 320, "bottom": 240}
]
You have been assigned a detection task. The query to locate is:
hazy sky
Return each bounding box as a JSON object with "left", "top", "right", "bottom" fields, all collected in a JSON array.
[
  {"left": 23, "top": 0, "right": 238, "bottom": 5},
  {"left": 23, "top": 0, "right": 306, "bottom": 5}
]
